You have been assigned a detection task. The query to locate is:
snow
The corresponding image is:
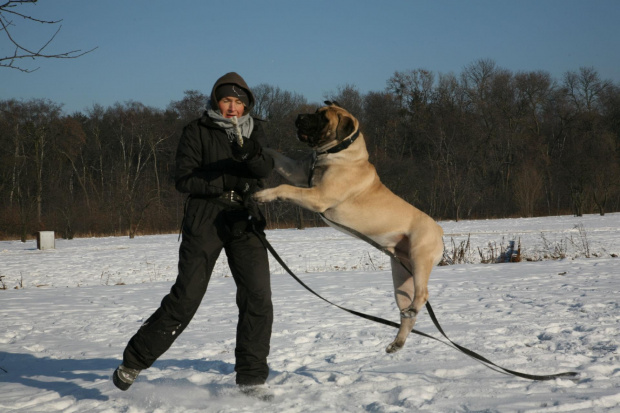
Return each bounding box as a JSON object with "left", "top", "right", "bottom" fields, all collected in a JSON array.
[{"left": 1, "top": 213, "right": 619, "bottom": 412}]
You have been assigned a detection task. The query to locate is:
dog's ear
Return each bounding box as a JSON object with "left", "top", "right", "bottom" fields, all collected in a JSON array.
[
  {"left": 324, "top": 100, "right": 341, "bottom": 108},
  {"left": 336, "top": 114, "right": 355, "bottom": 139}
]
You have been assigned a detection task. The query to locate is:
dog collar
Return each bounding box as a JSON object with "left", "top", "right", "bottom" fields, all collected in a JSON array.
[
  {"left": 309, "top": 130, "right": 360, "bottom": 187},
  {"left": 316, "top": 129, "right": 360, "bottom": 155}
]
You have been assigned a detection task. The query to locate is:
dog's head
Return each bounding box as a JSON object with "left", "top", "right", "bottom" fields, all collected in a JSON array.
[{"left": 295, "top": 101, "right": 359, "bottom": 148}]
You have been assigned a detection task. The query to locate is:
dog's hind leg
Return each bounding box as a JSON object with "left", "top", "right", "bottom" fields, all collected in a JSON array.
[
  {"left": 409, "top": 229, "right": 444, "bottom": 316},
  {"left": 386, "top": 243, "right": 439, "bottom": 354},
  {"left": 386, "top": 256, "right": 417, "bottom": 353}
]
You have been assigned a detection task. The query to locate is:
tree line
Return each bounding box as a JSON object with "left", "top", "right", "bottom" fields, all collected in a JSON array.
[{"left": 1, "top": 59, "right": 619, "bottom": 241}]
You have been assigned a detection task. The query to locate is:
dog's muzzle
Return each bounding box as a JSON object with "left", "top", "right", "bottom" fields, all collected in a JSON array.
[{"left": 295, "top": 114, "right": 322, "bottom": 145}]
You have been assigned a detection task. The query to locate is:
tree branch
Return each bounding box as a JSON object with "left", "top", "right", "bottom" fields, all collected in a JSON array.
[{"left": 0, "top": 0, "right": 98, "bottom": 72}]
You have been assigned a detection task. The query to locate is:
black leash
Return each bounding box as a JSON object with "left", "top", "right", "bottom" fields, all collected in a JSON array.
[{"left": 253, "top": 220, "right": 579, "bottom": 381}]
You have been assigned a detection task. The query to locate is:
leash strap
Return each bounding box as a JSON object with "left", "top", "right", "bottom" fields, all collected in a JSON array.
[
  {"left": 254, "top": 228, "right": 439, "bottom": 342},
  {"left": 253, "top": 219, "right": 578, "bottom": 381}
]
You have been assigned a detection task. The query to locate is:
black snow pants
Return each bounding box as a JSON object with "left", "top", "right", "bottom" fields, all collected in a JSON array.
[{"left": 122, "top": 197, "right": 273, "bottom": 385}]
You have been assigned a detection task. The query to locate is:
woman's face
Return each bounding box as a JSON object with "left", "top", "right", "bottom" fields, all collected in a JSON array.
[{"left": 218, "top": 97, "right": 245, "bottom": 118}]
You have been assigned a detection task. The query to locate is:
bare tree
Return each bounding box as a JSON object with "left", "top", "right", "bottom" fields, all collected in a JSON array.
[
  {"left": 1, "top": 59, "right": 620, "bottom": 239},
  {"left": 363, "top": 91, "right": 400, "bottom": 160},
  {"left": 0, "top": 0, "right": 97, "bottom": 72},
  {"left": 0, "top": 99, "right": 31, "bottom": 240},
  {"left": 387, "top": 69, "right": 435, "bottom": 111},
  {"left": 513, "top": 161, "right": 544, "bottom": 217},
  {"left": 251, "top": 83, "right": 307, "bottom": 150},
  {"left": 49, "top": 115, "right": 87, "bottom": 239},
  {"left": 107, "top": 102, "right": 164, "bottom": 238},
  {"left": 323, "top": 84, "right": 364, "bottom": 119},
  {"left": 563, "top": 67, "right": 611, "bottom": 114},
  {"left": 515, "top": 70, "right": 554, "bottom": 136},
  {"left": 167, "top": 90, "right": 208, "bottom": 123},
  {"left": 22, "top": 99, "right": 62, "bottom": 227}
]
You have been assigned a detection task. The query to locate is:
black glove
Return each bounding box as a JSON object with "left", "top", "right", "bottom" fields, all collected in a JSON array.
[
  {"left": 231, "top": 137, "right": 261, "bottom": 161},
  {"left": 234, "top": 177, "right": 254, "bottom": 196}
]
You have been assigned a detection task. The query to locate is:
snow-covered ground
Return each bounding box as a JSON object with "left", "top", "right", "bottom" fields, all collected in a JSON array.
[{"left": 1, "top": 213, "right": 619, "bottom": 412}]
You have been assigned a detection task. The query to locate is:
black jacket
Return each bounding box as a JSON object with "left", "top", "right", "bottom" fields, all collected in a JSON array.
[
  {"left": 175, "top": 72, "right": 273, "bottom": 220},
  {"left": 174, "top": 115, "right": 273, "bottom": 197}
]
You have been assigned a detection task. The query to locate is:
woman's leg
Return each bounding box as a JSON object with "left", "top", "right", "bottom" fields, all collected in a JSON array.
[{"left": 226, "top": 231, "right": 273, "bottom": 385}]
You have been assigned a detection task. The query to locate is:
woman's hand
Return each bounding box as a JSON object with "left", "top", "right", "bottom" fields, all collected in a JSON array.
[{"left": 232, "top": 137, "right": 261, "bottom": 161}]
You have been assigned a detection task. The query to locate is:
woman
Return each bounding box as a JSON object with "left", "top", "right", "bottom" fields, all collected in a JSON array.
[{"left": 113, "top": 72, "right": 275, "bottom": 397}]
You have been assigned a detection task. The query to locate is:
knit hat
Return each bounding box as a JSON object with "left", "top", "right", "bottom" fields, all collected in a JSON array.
[{"left": 215, "top": 84, "right": 250, "bottom": 107}]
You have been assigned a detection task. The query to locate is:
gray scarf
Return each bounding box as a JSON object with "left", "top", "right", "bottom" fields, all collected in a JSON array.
[{"left": 207, "top": 109, "right": 254, "bottom": 143}]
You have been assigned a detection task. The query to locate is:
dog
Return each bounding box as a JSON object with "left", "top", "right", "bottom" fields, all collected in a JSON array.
[{"left": 254, "top": 102, "right": 444, "bottom": 353}]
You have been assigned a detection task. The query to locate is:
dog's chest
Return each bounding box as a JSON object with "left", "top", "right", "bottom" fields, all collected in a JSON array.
[
  {"left": 308, "top": 154, "right": 333, "bottom": 187},
  {"left": 311, "top": 152, "right": 353, "bottom": 182}
]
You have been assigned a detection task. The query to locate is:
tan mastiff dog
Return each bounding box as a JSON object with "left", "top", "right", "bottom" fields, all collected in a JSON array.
[{"left": 254, "top": 102, "right": 444, "bottom": 353}]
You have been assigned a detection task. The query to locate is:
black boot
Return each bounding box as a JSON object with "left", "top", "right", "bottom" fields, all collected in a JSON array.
[
  {"left": 239, "top": 384, "right": 274, "bottom": 402},
  {"left": 112, "top": 364, "right": 141, "bottom": 391}
]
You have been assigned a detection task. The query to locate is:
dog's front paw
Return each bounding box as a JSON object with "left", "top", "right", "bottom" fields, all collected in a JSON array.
[{"left": 253, "top": 188, "right": 278, "bottom": 203}]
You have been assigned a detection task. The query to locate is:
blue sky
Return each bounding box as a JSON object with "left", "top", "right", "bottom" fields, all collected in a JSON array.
[{"left": 2, "top": 0, "right": 619, "bottom": 114}]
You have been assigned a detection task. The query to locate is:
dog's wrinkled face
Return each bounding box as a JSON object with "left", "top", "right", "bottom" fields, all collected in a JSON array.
[{"left": 295, "top": 103, "right": 357, "bottom": 148}]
